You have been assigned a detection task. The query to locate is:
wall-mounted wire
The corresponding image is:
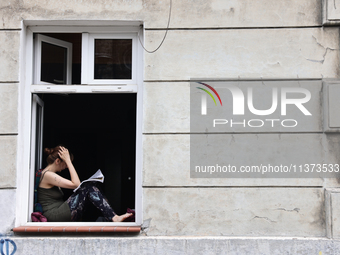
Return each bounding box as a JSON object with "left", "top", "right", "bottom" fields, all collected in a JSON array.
[{"left": 138, "top": 0, "right": 172, "bottom": 53}]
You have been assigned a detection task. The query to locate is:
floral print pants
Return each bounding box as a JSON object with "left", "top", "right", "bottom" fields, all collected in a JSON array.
[{"left": 66, "top": 182, "right": 116, "bottom": 221}]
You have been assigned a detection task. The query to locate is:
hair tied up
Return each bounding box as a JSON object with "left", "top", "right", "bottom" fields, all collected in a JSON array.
[
  {"left": 44, "top": 145, "right": 73, "bottom": 165},
  {"left": 44, "top": 147, "right": 56, "bottom": 155}
]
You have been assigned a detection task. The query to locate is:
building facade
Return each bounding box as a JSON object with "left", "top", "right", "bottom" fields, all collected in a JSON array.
[{"left": 1, "top": 0, "right": 340, "bottom": 254}]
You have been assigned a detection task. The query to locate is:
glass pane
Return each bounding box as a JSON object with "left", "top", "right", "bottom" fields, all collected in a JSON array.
[
  {"left": 94, "top": 39, "right": 132, "bottom": 79},
  {"left": 41, "top": 42, "right": 67, "bottom": 84},
  {"left": 35, "top": 105, "right": 42, "bottom": 170}
]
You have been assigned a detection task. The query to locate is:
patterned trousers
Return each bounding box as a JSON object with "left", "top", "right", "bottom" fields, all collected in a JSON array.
[{"left": 66, "top": 182, "right": 116, "bottom": 221}]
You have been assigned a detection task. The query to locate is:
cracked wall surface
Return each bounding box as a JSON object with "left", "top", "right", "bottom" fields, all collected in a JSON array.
[
  {"left": 144, "top": 28, "right": 340, "bottom": 80},
  {"left": 143, "top": 188, "right": 325, "bottom": 236},
  {"left": 7, "top": 237, "right": 340, "bottom": 255},
  {"left": 143, "top": 134, "right": 340, "bottom": 187},
  {"left": 0, "top": 0, "right": 321, "bottom": 29}
]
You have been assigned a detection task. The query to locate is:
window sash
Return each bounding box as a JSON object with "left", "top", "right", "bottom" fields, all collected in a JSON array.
[
  {"left": 28, "top": 94, "right": 44, "bottom": 221},
  {"left": 34, "top": 34, "right": 73, "bottom": 85},
  {"left": 82, "top": 33, "right": 138, "bottom": 85}
]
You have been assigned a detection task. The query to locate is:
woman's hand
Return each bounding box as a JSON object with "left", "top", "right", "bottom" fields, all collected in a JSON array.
[
  {"left": 58, "top": 146, "right": 81, "bottom": 188},
  {"left": 58, "top": 146, "right": 71, "bottom": 163},
  {"left": 40, "top": 146, "right": 81, "bottom": 189}
]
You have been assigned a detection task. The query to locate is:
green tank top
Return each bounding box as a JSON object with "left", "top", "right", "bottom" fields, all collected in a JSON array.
[{"left": 38, "top": 185, "right": 71, "bottom": 222}]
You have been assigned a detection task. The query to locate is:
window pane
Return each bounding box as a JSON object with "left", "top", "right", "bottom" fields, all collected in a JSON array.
[
  {"left": 94, "top": 39, "right": 132, "bottom": 79},
  {"left": 34, "top": 105, "right": 42, "bottom": 170},
  {"left": 41, "top": 42, "right": 67, "bottom": 84}
]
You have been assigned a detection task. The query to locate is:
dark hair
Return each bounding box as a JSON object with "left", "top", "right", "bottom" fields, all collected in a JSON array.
[{"left": 44, "top": 145, "right": 73, "bottom": 165}]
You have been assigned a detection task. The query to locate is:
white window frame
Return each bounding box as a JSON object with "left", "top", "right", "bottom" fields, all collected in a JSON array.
[
  {"left": 28, "top": 94, "right": 44, "bottom": 219},
  {"left": 82, "top": 33, "right": 137, "bottom": 85},
  {"left": 16, "top": 21, "right": 144, "bottom": 227},
  {"left": 34, "top": 34, "right": 73, "bottom": 85}
]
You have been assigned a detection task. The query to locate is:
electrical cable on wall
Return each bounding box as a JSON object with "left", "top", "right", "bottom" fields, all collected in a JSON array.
[{"left": 138, "top": 0, "right": 172, "bottom": 53}]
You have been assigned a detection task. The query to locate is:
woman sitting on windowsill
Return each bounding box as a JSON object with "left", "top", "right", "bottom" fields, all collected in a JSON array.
[{"left": 38, "top": 145, "right": 131, "bottom": 222}]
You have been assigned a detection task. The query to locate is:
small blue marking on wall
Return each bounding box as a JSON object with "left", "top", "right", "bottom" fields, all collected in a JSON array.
[{"left": 0, "top": 239, "right": 17, "bottom": 255}]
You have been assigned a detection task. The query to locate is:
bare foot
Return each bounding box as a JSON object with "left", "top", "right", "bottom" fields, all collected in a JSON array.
[{"left": 112, "top": 213, "right": 132, "bottom": 222}]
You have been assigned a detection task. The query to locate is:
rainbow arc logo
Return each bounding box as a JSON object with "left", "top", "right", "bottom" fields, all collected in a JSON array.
[{"left": 196, "top": 82, "right": 222, "bottom": 115}]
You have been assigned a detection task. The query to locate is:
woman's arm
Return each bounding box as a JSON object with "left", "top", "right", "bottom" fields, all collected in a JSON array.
[
  {"left": 42, "top": 147, "right": 81, "bottom": 189},
  {"left": 42, "top": 171, "right": 79, "bottom": 189},
  {"left": 58, "top": 147, "right": 81, "bottom": 188}
]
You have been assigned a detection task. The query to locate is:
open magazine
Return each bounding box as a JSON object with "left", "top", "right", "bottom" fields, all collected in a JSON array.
[{"left": 73, "top": 169, "right": 104, "bottom": 192}]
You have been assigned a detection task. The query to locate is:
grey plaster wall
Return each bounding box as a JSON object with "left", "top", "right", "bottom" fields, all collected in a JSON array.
[
  {"left": 7, "top": 237, "right": 340, "bottom": 255},
  {"left": 139, "top": 0, "right": 340, "bottom": 237},
  {"left": 0, "top": 189, "right": 16, "bottom": 235},
  {"left": 144, "top": 28, "right": 339, "bottom": 80},
  {"left": 0, "top": 27, "right": 19, "bottom": 190},
  {"left": 0, "top": 136, "right": 17, "bottom": 188},
  {"left": 144, "top": 80, "right": 325, "bottom": 133},
  {"left": 0, "top": 28, "right": 18, "bottom": 235},
  {"left": 143, "top": 134, "right": 340, "bottom": 187},
  {"left": 143, "top": 188, "right": 325, "bottom": 236},
  {"left": 143, "top": 82, "right": 189, "bottom": 133},
  {"left": 0, "top": 32, "right": 20, "bottom": 82},
  {"left": 0, "top": 0, "right": 321, "bottom": 29},
  {"left": 0, "top": 84, "right": 18, "bottom": 134}
]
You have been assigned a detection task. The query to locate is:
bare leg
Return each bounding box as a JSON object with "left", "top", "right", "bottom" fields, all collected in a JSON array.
[{"left": 112, "top": 213, "right": 132, "bottom": 222}]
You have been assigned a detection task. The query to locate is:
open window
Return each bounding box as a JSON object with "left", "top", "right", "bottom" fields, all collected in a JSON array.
[
  {"left": 34, "top": 34, "right": 73, "bottom": 85},
  {"left": 28, "top": 94, "right": 44, "bottom": 218},
  {"left": 30, "top": 94, "right": 44, "bottom": 171},
  {"left": 33, "top": 93, "right": 136, "bottom": 220},
  {"left": 33, "top": 32, "right": 138, "bottom": 86},
  {"left": 18, "top": 23, "right": 143, "bottom": 228}
]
